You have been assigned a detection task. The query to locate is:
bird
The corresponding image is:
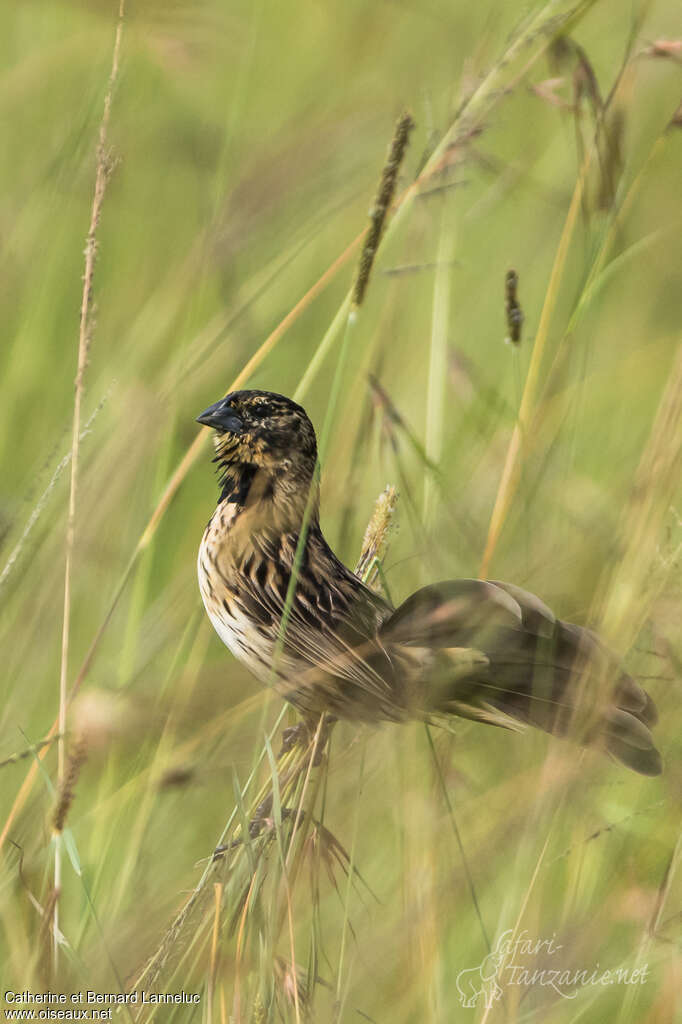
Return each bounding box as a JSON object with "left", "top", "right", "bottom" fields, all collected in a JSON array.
[{"left": 196, "top": 389, "right": 662, "bottom": 776}]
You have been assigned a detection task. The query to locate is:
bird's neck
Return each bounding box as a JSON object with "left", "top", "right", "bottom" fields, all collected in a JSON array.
[{"left": 216, "top": 461, "right": 319, "bottom": 537}]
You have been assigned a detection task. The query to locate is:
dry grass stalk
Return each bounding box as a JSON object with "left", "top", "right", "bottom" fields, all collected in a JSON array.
[
  {"left": 59, "top": 0, "right": 125, "bottom": 782},
  {"left": 54, "top": 0, "right": 125, "bottom": 957}
]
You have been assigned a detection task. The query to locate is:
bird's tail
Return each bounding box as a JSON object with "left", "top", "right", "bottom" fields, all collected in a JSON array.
[{"left": 382, "top": 579, "right": 662, "bottom": 776}]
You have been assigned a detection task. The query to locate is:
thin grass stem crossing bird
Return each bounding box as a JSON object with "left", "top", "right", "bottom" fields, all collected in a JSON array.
[{"left": 196, "top": 390, "right": 661, "bottom": 776}]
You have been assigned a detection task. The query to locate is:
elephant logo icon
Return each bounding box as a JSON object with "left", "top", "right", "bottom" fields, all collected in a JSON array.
[{"left": 455, "top": 948, "right": 505, "bottom": 1009}]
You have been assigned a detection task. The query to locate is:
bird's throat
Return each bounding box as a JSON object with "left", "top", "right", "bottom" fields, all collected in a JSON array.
[
  {"left": 217, "top": 461, "right": 257, "bottom": 505},
  {"left": 214, "top": 459, "right": 319, "bottom": 540}
]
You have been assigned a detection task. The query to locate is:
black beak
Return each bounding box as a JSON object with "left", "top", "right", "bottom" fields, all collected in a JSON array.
[{"left": 196, "top": 399, "right": 244, "bottom": 434}]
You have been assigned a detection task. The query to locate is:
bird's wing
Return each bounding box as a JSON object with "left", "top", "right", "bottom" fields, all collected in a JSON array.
[
  {"left": 379, "top": 578, "right": 662, "bottom": 775},
  {"left": 381, "top": 579, "right": 525, "bottom": 646}
]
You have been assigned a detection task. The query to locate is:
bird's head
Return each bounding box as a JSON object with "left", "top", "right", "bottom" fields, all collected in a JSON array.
[{"left": 197, "top": 390, "right": 319, "bottom": 508}]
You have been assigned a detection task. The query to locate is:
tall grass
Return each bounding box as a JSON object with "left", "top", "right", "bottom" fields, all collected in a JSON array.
[{"left": 1, "top": 0, "right": 681, "bottom": 1021}]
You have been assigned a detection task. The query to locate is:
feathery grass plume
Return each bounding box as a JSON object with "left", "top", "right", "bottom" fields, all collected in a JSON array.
[
  {"left": 351, "top": 111, "right": 414, "bottom": 310},
  {"left": 251, "top": 992, "right": 267, "bottom": 1023},
  {"left": 504, "top": 269, "right": 524, "bottom": 344},
  {"left": 52, "top": 736, "right": 87, "bottom": 835},
  {"left": 355, "top": 485, "right": 398, "bottom": 588}
]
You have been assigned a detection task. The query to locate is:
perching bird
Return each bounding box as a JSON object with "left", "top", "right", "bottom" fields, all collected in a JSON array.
[{"left": 196, "top": 390, "right": 661, "bottom": 776}]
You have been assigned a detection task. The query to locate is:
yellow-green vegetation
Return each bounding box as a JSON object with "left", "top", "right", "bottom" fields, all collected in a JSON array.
[{"left": 1, "top": 1, "right": 681, "bottom": 1021}]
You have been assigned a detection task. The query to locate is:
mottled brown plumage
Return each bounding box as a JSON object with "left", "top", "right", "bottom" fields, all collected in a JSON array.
[{"left": 197, "top": 390, "right": 662, "bottom": 775}]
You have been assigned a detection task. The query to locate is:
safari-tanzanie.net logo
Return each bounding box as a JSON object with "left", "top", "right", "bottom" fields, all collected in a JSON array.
[{"left": 455, "top": 929, "right": 649, "bottom": 1009}]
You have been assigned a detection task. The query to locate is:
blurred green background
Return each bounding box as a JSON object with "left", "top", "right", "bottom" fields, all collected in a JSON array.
[{"left": 1, "top": 0, "right": 681, "bottom": 1020}]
